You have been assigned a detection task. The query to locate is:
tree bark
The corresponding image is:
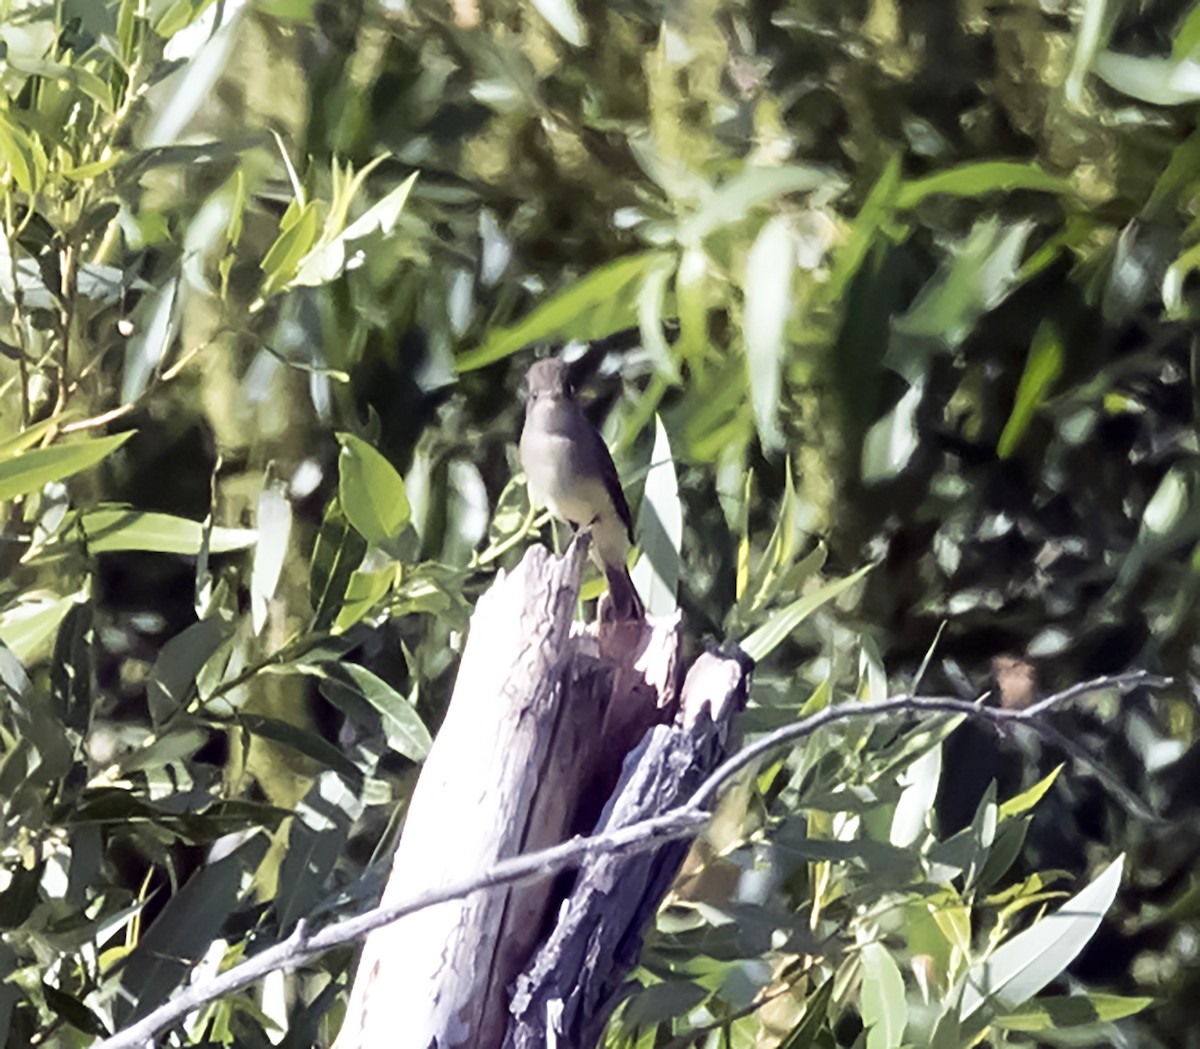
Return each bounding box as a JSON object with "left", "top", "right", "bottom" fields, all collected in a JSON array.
[
  {"left": 504, "top": 648, "right": 751, "bottom": 1049},
  {"left": 333, "top": 538, "right": 751, "bottom": 1049},
  {"left": 334, "top": 540, "right": 688, "bottom": 1049}
]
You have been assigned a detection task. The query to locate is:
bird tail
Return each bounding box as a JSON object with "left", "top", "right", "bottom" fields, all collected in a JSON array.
[{"left": 604, "top": 562, "right": 645, "bottom": 621}]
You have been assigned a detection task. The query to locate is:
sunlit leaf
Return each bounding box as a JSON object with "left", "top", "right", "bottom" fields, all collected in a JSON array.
[
  {"left": 743, "top": 215, "right": 793, "bottom": 452},
  {"left": 0, "top": 432, "right": 134, "bottom": 504},
  {"left": 861, "top": 378, "right": 923, "bottom": 483},
  {"left": 250, "top": 482, "right": 291, "bottom": 635},
  {"left": 314, "top": 661, "right": 432, "bottom": 761},
  {"left": 309, "top": 500, "right": 367, "bottom": 631},
  {"left": 336, "top": 433, "right": 410, "bottom": 544},
  {"left": 259, "top": 199, "right": 321, "bottom": 299},
  {"left": 631, "top": 416, "right": 682, "bottom": 616},
  {"left": 529, "top": 0, "right": 586, "bottom": 47},
  {"left": 745, "top": 460, "right": 798, "bottom": 613},
  {"left": 999, "top": 765, "right": 1064, "bottom": 821},
  {"left": 861, "top": 942, "right": 907, "bottom": 1049},
  {"left": 896, "top": 163, "right": 1071, "bottom": 209},
  {"left": 1065, "top": 0, "right": 1112, "bottom": 106},
  {"left": 0, "top": 591, "right": 83, "bottom": 665},
  {"left": 826, "top": 153, "right": 902, "bottom": 303},
  {"left": 122, "top": 277, "right": 179, "bottom": 404},
  {"left": 457, "top": 252, "right": 668, "bottom": 371},
  {"left": 1093, "top": 50, "right": 1200, "bottom": 105},
  {"left": 684, "top": 164, "right": 842, "bottom": 243},
  {"left": 994, "top": 993, "right": 1153, "bottom": 1032},
  {"left": 962, "top": 856, "right": 1126, "bottom": 1027},
  {"left": 741, "top": 563, "right": 874, "bottom": 661},
  {"left": 79, "top": 509, "right": 256, "bottom": 555},
  {"left": 292, "top": 172, "right": 417, "bottom": 287},
  {"left": 997, "top": 321, "right": 1063, "bottom": 459}
]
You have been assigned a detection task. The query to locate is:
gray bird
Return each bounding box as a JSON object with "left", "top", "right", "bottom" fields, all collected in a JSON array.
[{"left": 519, "top": 358, "right": 644, "bottom": 621}]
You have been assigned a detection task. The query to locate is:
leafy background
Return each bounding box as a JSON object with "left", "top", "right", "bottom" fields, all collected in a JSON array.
[{"left": 0, "top": 0, "right": 1198, "bottom": 1044}]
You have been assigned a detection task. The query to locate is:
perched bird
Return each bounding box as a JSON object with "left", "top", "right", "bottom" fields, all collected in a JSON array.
[{"left": 519, "top": 358, "right": 644, "bottom": 621}]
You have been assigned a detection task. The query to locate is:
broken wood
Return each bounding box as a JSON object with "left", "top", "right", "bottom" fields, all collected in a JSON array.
[{"left": 334, "top": 540, "right": 748, "bottom": 1049}]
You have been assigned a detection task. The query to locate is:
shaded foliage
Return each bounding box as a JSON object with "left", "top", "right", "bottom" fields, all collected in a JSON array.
[{"left": 0, "top": 0, "right": 1195, "bottom": 1044}]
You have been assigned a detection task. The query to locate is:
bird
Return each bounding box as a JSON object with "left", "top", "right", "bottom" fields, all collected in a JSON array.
[{"left": 519, "top": 357, "right": 644, "bottom": 621}]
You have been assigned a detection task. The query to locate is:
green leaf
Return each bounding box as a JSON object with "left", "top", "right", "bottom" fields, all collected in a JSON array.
[
  {"left": 334, "top": 567, "right": 395, "bottom": 632},
  {"left": 778, "top": 975, "right": 835, "bottom": 1049},
  {"left": 0, "top": 431, "right": 134, "bottom": 504},
  {"left": 258, "top": 0, "right": 319, "bottom": 18},
  {"left": 0, "top": 591, "right": 84, "bottom": 663},
  {"left": 675, "top": 245, "right": 709, "bottom": 362},
  {"left": 41, "top": 984, "right": 109, "bottom": 1038},
  {"left": 529, "top": 0, "right": 586, "bottom": 47},
  {"left": 621, "top": 980, "right": 709, "bottom": 1028},
  {"left": 50, "top": 602, "right": 93, "bottom": 734},
  {"left": 312, "top": 662, "right": 431, "bottom": 761},
  {"left": 336, "top": 433, "right": 410, "bottom": 544},
  {"left": 745, "top": 459, "right": 798, "bottom": 614},
  {"left": 826, "top": 153, "right": 902, "bottom": 303},
  {"left": 999, "top": 765, "right": 1064, "bottom": 820},
  {"left": 1093, "top": 50, "right": 1200, "bottom": 105},
  {"left": 861, "top": 942, "right": 907, "bottom": 1049},
  {"left": 310, "top": 499, "right": 368, "bottom": 631},
  {"left": 637, "top": 255, "right": 679, "bottom": 378},
  {"left": 741, "top": 563, "right": 874, "bottom": 662},
  {"left": 896, "top": 162, "right": 1072, "bottom": 210},
  {"left": 894, "top": 219, "right": 1033, "bottom": 352},
  {"left": 153, "top": 0, "right": 199, "bottom": 37},
  {"left": 683, "top": 164, "right": 842, "bottom": 243},
  {"left": 276, "top": 770, "right": 364, "bottom": 930},
  {"left": 977, "top": 817, "right": 1031, "bottom": 891},
  {"left": 456, "top": 252, "right": 667, "bottom": 371},
  {"left": 928, "top": 783, "right": 997, "bottom": 887},
  {"left": 79, "top": 509, "right": 256, "bottom": 555},
  {"left": 962, "top": 856, "right": 1126, "bottom": 1028},
  {"left": 146, "top": 618, "right": 231, "bottom": 723},
  {"left": 0, "top": 116, "right": 40, "bottom": 195},
  {"left": 994, "top": 993, "right": 1153, "bottom": 1032},
  {"left": 234, "top": 713, "right": 364, "bottom": 782},
  {"left": 115, "top": 835, "right": 268, "bottom": 1026},
  {"left": 259, "top": 199, "right": 320, "bottom": 298},
  {"left": 0, "top": 417, "right": 65, "bottom": 460},
  {"left": 743, "top": 215, "right": 793, "bottom": 452},
  {"left": 631, "top": 416, "right": 682, "bottom": 617},
  {"left": 997, "top": 322, "right": 1064, "bottom": 458},
  {"left": 1141, "top": 465, "right": 1189, "bottom": 537},
  {"left": 292, "top": 172, "right": 417, "bottom": 288},
  {"left": 122, "top": 277, "right": 179, "bottom": 404},
  {"left": 889, "top": 745, "right": 941, "bottom": 847}
]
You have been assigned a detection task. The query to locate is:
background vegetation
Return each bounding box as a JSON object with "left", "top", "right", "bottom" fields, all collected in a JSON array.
[{"left": 0, "top": 0, "right": 1197, "bottom": 1044}]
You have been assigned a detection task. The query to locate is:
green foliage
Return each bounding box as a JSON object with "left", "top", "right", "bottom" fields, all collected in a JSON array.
[{"left": 0, "top": 0, "right": 1192, "bottom": 1044}]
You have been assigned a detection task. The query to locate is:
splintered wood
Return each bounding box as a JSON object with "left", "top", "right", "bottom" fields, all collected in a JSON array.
[{"left": 335, "top": 541, "right": 749, "bottom": 1049}]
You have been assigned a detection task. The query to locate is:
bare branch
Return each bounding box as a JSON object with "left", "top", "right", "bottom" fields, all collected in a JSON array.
[{"left": 94, "top": 668, "right": 1167, "bottom": 1049}]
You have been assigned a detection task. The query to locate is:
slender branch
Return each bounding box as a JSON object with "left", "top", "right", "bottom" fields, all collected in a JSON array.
[
  {"left": 4, "top": 201, "right": 31, "bottom": 429},
  {"left": 92, "top": 669, "right": 1167, "bottom": 1049},
  {"left": 687, "top": 670, "right": 1165, "bottom": 808},
  {"left": 60, "top": 337, "right": 214, "bottom": 435}
]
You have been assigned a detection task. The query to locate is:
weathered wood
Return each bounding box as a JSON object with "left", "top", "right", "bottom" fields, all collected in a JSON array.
[
  {"left": 334, "top": 541, "right": 683, "bottom": 1049},
  {"left": 503, "top": 648, "right": 751, "bottom": 1049}
]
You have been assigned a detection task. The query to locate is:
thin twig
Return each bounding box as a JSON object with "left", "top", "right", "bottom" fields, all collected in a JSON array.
[{"left": 92, "top": 669, "right": 1167, "bottom": 1049}]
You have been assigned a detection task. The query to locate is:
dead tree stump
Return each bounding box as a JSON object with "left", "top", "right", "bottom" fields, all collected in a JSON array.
[{"left": 334, "top": 540, "right": 749, "bottom": 1049}]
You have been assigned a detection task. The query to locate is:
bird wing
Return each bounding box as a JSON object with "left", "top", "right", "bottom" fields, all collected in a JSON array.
[{"left": 586, "top": 423, "right": 635, "bottom": 543}]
